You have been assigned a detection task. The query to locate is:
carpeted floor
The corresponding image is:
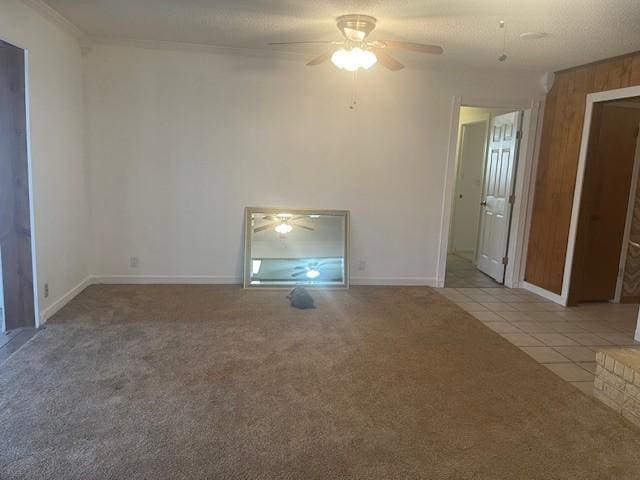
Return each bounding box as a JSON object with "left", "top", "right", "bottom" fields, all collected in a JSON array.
[{"left": 1, "top": 285, "right": 640, "bottom": 479}]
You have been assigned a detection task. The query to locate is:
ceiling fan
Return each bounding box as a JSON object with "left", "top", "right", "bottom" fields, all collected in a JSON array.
[
  {"left": 253, "top": 214, "right": 315, "bottom": 234},
  {"left": 268, "top": 14, "right": 443, "bottom": 72},
  {"left": 292, "top": 260, "right": 343, "bottom": 279}
]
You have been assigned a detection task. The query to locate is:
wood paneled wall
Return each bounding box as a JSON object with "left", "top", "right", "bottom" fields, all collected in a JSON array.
[{"left": 525, "top": 52, "right": 640, "bottom": 294}]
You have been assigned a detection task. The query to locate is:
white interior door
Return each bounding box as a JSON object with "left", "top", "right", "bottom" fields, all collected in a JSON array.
[{"left": 477, "top": 111, "right": 521, "bottom": 283}]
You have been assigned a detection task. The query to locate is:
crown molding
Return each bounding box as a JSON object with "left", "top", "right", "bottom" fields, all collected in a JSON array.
[
  {"left": 87, "top": 37, "right": 533, "bottom": 76},
  {"left": 21, "top": 0, "right": 85, "bottom": 40},
  {"left": 89, "top": 36, "right": 312, "bottom": 62}
]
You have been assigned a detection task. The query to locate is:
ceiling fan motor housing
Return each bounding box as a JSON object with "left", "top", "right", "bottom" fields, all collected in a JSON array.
[{"left": 336, "top": 14, "right": 377, "bottom": 41}]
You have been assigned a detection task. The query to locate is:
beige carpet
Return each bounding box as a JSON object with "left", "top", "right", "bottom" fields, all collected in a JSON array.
[{"left": 1, "top": 285, "right": 640, "bottom": 479}]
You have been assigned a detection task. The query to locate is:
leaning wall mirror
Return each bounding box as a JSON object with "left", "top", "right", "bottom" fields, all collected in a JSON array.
[{"left": 244, "top": 207, "right": 350, "bottom": 288}]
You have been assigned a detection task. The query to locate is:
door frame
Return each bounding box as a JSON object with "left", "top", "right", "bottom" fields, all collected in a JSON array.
[
  {"left": 0, "top": 37, "right": 40, "bottom": 331},
  {"left": 561, "top": 86, "right": 640, "bottom": 306},
  {"left": 449, "top": 118, "right": 490, "bottom": 264},
  {"left": 437, "top": 96, "right": 542, "bottom": 288}
]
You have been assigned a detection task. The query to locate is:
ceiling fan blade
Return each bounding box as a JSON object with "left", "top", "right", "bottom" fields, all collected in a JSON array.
[
  {"left": 268, "top": 41, "right": 339, "bottom": 45},
  {"left": 293, "top": 224, "right": 315, "bottom": 231},
  {"left": 307, "top": 52, "right": 333, "bottom": 66},
  {"left": 374, "top": 50, "right": 404, "bottom": 71},
  {"left": 253, "top": 223, "right": 275, "bottom": 233},
  {"left": 374, "top": 40, "right": 443, "bottom": 55},
  {"left": 318, "top": 260, "right": 343, "bottom": 266}
]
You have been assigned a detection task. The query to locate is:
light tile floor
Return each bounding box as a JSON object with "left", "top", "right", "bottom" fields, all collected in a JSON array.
[
  {"left": 444, "top": 253, "right": 640, "bottom": 394},
  {"left": 445, "top": 253, "right": 504, "bottom": 288},
  {"left": 439, "top": 286, "right": 640, "bottom": 396}
]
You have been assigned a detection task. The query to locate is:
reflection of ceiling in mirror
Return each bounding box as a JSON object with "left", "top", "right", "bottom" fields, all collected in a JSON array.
[
  {"left": 251, "top": 214, "right": 344, "bottom": 242},
  {"left": 250, "top": 214, "right": 346, "bottom": 260}
]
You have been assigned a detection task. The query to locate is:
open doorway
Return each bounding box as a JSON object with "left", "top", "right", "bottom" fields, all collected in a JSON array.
[
  {"left": 445, "top": 106, "right": 524, "bottom": 288},
  {"left": 568, "top": 97, "right": 640, "bottom": 306},
  {"left": 0, "top": 39, "right": 36, "bottom": 333}
]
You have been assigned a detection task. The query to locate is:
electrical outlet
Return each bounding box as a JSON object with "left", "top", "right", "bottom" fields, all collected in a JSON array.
[
  {"left": 357, "top": 260, "right": 367, "bottom": 272},
  {"left": 130, "top": 256, "right": 140, "bottom": 269},
  {"left": 44, "top": 283, "right": 49, "bottom": 298}
]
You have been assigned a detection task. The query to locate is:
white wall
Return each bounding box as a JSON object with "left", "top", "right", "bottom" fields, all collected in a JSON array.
[
  {"left": 0, "top": 0, "right": 89, "bottom": 322},
  {"left": 85, "top": 43, "right": 543, "bottom": 284}
]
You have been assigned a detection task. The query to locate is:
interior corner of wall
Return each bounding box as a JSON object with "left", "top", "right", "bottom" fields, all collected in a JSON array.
[{"left": 540, "top": 72, "right": 555, "bottom": 94}]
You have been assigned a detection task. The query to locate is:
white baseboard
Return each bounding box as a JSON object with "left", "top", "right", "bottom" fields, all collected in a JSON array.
[
  {"left": 96, "top": 275, "right": 438, "bottom": 287},
  {"left": 36, "top": 275, "right": 437, "bottom": 325},
  {"left": 350, "top": 277, "right": 438, "bottom": 286},
  {"left": 39, "top": 276, "right": 92, "bottom": 325},
  {"left": 91, "top": 275, "right": 242, "bottom": 285},
  {"left": 522, "top": 280, "right": 566, "bottom": 306}
]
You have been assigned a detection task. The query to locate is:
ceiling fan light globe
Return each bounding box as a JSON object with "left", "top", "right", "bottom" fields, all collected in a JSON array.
[
  {"left": 331, "top": 47, "right": 377, "bottom": 71},
  {"left": 331, "top": 48, "right": 348, "bottom": 69},
  {"left": 275, "top": 223, "right": 293, "bottom": 234},
  {"left": 361, "top": 49, "right": 377, "bottom": 69},
  {"left": 306, "top": 268, "right": 320, "bottom": 279}
]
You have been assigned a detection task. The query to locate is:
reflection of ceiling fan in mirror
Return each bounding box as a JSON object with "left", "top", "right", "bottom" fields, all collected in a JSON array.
[
  {"left": 268, "top": 14, "right": 443, "bottom": 72},
  {"left": 253, "top": 214, "right": 315, "bottom": 234},
  {"left": 292, "top": 260, "right": 343, "bottom": 279}
]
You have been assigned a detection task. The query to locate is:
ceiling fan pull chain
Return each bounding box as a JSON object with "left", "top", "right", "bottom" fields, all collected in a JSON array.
[
  {"left": 349, "top": 70, "right": 358, "bottom": 110},
  {"left": 498, "top": 20, "right": 508, "bottom": 62}
]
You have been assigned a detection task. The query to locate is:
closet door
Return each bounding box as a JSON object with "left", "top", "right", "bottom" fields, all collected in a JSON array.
[{"left": 0, "top": 41, "right": 35, "bottom": 330}]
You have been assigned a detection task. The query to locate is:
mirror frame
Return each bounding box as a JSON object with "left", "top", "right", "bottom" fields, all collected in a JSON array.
[{"left": 243, "top": 207, "right": 350, "bottom": 289}]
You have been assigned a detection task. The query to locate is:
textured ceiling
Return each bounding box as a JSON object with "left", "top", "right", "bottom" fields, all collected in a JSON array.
[{"left": 42, "top": 0, "right": 640, "bottom": 72}]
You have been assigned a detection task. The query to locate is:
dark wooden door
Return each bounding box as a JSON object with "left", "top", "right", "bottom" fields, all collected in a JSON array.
[
  {"left": 570, "top": 103, "right": 640, "bottom": 303},
  {"left": 0, "top": 41, "right": 35, "bottom": 330}
]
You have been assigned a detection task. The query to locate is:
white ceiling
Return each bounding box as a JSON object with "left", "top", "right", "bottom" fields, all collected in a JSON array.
[{"left": 41, "top": 0, "right": 640, "bottom": 73}]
